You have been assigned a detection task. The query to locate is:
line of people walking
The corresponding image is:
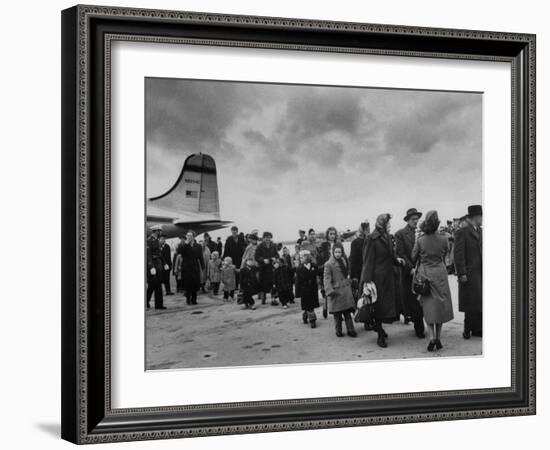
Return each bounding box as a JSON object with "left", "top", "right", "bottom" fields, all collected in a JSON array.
[{"left": 146, "top": 205, "right": 482, "bottom": 352}]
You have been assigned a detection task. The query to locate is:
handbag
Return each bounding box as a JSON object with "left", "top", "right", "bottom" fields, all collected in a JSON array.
[
  {"left": 412, "top": 259, "right": 430, "bottom": 296},
  {"left": 354, "top": 293, "right": 375, "bottom": 326}
]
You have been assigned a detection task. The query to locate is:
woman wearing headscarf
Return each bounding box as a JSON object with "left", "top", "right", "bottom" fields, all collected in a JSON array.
[
  {"left": 412, "top": 210, "right": 454, "bottom": 351},
  {"left": 360, "top": 214, "right": 405, "bottom": 348},
  {"left": 323, "top": 243, "right": 357, "bottom": 337}
]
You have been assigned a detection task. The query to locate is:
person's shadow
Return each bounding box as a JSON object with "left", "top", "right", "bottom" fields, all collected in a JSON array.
[{"left": 35, "top": 423, "right": 60, "bottom": 438}]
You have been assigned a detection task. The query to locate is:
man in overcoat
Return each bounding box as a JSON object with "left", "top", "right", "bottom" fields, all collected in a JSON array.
[
  {"left": 453, "top": 205, "right": 483, "bottom": 338},
  {"left": 146, "top": 226, "right": 166, "bottom": 309},
  {"left": 222, "top": 226, "right": 247, "bottom": 287},
  {"left": 159, "top": 235, "right": 173, "bottom": 296},
  {"left": 255, "top": 231, "right": 279, "bottom": 305},
  {"left": 181, "top": 230, "right": 205, "bottom": 305},
  {"left": 395, "top": 208, "right": 425, "bottom": 338}
]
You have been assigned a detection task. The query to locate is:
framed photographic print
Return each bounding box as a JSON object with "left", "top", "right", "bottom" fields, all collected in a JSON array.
[{"left": 61, "top": 4, "right": 536, "bottom": 444}]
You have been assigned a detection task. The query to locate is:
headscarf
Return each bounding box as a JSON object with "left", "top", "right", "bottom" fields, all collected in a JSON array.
[
  {"left": 331, "top": 242, "right": 348, "bottom": 278},
  {"left": 375, "top": 213, "right": 392, "bottom": 234},
  {"left": 420, "top": 210, "right": 440, "bottom": 235}
]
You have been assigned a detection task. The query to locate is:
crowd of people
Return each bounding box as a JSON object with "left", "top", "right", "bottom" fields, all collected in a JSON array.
[{"left": 146, "top": 204, "right": 483, "bottom": 351}]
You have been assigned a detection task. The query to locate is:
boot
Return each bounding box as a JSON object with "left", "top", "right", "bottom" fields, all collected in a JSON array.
[
  {"left": 308, "top": 310, "right": 317, "bottom": 328},
  {"left": 334, "top": 315, "right": 344, "bottom": 337},
  {"left": 377, "top": 333, "right": 387, "bottom": 348},
  {"left": 344, "top": 313, "right": 357, "bottom": 337}
]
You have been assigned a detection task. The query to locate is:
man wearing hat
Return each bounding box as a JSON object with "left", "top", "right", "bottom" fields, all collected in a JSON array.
[
  {"left": 255, "top": 231, "right": 280, "bottom": 305},
  {"left": 454, "top": 205, "right": 483, "bottom": 338},
  {"left": 395, "top": 208, "right": 425, "bottom": 338},
  {"left": 146, "top": 225, "right": 166, "bottom": 309}
]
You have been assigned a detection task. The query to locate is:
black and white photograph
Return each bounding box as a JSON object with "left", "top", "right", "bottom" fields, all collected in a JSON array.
[{"left": 145, "top": 77, "right": 484, "bottom": 370}]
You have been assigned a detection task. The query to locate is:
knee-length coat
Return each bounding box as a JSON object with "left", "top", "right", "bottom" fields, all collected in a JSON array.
[
  {"left": 220, "top": 264, "right": 237, "bottom": 292},
  {"left": 412, "top": 233, "right": 454, "bottom": 323},
  {"left": 395, "top": 225, "right": 423, "bottom": 319},
  {"left": 180, "top": 242, "right": 204, "bottom": 292},
  {"left": 296, "top": 264, "right": 319, "bottom": 311},
  {"left": 360, "top": 230, "right": 400, "bottom": 322},
  {"left": 255, "top": 241, "right": 279, "bottom": 291},
  {"left": 453, "top": 222, "right": 482, "bottom": 313},
  {"left": 323, "top": 257, "right": 356, "bottom": 314}
]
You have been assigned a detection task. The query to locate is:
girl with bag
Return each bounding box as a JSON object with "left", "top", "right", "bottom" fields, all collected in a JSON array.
[{"left": 323, "top": 243, "right": 357, "bottom": 337}]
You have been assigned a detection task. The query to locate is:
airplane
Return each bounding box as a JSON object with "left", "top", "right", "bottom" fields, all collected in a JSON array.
[{"left": 146, "top": 153, "right": 232, "bottom": 239}]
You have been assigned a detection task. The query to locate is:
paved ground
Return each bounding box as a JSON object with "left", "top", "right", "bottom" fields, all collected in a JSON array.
[{"left": 145, "top": 276, "right": 482, "bottom": 370}]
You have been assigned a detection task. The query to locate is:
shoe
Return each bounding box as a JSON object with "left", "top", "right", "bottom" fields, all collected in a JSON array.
[
  {"left": 463, "top": 330, "right": 471, "bottom": 340},
  {"left": 427, "top": 340, "right": 436, "bottom": 352},
  {"left": 155, "top": 306, "right": 167, "bottom": 310},
  {"left": 347, "top": 330, "right": 358, "bottom": 338},
  {"left": 251, "top": 305, "right": 256, "bottom": 310},
  {"left": 435, "top": 339, "right": 443, "bottom": 350},
  {"left": 335, "top": 330, "right": 344, "bottom": 337},
  {"left": 310, "top": 321, "right": 316, "bottom": 329},
  {"left": 377, "top": 335, "right": 387, "bottom": 348}
]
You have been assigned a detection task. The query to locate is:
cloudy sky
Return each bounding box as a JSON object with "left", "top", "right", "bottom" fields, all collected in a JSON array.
[{"left": 146, "top": 78, "right": 482, "bottom": 241}]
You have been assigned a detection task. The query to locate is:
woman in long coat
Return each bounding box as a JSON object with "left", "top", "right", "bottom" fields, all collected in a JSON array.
[
  {"left": 255, "top": 231, "right": 279, "bottom": 305},
  {"left": 180, "top": 231, "right": 205, "bottom": 305},
  {"left": 360, "top": 214, "right": 405, "bottom": 347},
  {"left": 296, "top": 251, "right": 320, "bottom": 328},
  {"left": 412, "top": 210, "right": 454, "bottom": 351},
  {"left": 323, "top": 243, "right": 357, "bottom": 337}
]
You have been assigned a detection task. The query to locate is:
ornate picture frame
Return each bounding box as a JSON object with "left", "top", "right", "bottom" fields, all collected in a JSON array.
[{"left": 61, "top": 5, "right": 536, "bottom": 444}]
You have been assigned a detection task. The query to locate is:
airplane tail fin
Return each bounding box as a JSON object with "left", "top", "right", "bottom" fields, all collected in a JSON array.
[{"left": 149, "top": 153, "right": 220, "bottom": 218}]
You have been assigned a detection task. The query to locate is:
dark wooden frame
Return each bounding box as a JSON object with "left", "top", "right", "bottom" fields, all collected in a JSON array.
[{"left": 61, "top": 4, "right": 536, "bottom": 444}]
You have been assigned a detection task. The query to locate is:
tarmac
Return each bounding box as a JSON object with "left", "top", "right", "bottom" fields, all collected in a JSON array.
[{"left": 145, "top": 275, "right": 482, "bottom": 371}]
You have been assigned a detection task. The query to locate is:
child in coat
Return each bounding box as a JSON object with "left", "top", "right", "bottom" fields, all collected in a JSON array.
[
  {"left": 295, "top": 251, "right": 320, "bottom": 328},
  {"left": 220, "top": 257, "right": 237, "bottom": 302},
  {"left": 207, "top": 251, "right": 222, "bottom": 295},
  {"left": 273, "top": 258, "right": 293, "bottom": 309},
  {"left": 239, "top": 257, "right": 259, "bottom": 309}
]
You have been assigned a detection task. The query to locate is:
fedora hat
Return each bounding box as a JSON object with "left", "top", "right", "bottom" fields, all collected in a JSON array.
[
  {"left": 403, "top": 208, "right": 422, "bottom": 221},
  {"left": 467, "top": 205, "right": 483, "bottom": 217}
]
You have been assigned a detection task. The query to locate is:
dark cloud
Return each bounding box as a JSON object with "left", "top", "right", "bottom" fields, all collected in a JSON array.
[
  {"left": 146, "top": 79, "right": 482, "bottom": 239},
  {"left": 380, "top": 91, "right": 481, "bottom": 160},
  {"left": 146, "top": 79, "right": 273, "bottom": 161}
]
